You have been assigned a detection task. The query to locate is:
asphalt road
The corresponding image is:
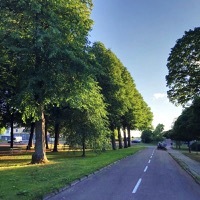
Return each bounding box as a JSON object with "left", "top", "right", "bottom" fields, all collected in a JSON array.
[{"left": 48, "top": 147, "right": 200, "bottom": 200}]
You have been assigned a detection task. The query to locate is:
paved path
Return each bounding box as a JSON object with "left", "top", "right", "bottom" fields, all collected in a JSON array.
[{"left": 167, "top": 147, "right": 200, "bottom": 183}]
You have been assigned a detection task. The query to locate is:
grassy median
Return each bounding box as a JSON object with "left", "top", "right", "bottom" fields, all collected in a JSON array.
[{"left": 0, "top": 145, "right": 144, "bottom": 200}]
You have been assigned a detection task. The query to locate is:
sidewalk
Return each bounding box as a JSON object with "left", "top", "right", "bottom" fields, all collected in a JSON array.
[{"left": 167, "top": 147, "right": 200, "bottom": 184}]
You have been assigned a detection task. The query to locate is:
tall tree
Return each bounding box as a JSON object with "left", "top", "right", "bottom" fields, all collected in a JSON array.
[
  {"left": 90, "top": 42, "right": 127, "bottom": 150},
  {"left": 0, "top": 0, "right": 93, "bottom": 163},
  {"left": 166, "top": 27, "right": 200, "bottom": 105}
]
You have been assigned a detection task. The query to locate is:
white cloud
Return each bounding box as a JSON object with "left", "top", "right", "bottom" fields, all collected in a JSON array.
[{"left": 153, "top": 93, "right": 167, "bottom": 100}]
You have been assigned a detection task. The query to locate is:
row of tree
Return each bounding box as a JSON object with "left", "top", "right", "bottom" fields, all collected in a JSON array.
[{"left": 0, "top": 1, "right": 153, "bottom": 164}]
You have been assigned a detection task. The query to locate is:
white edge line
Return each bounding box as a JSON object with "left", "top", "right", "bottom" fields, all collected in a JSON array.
[
  {"left": 132, "top": 178, "right": 142, "bottom": 193},
  {"left": 144, "top": 166, "right": 148, "bottom": 172}
]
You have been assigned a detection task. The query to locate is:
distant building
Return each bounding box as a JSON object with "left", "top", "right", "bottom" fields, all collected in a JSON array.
[
  {"left": 0, "top": 127, "right": 31, "bottom": 141},
  {"left": 0, "top": 126, "right": 50, "bottom": 141}
]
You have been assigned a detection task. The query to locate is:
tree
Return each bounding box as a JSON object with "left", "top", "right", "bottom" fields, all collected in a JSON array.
[
  {"left": 141, "top": 130, "right": 152, "bottom": 143},
  {"left": 152, "top": 123, "right": 164, "bottom": 141},
  {"left": 70, "top": 78, "right": 109, "bottom": 156},
  {"left": 166, "top": 27, "right": 200, "bottom": 105},
  {"left": 120, "top": 70, "right": 153, "bottom": 147},
  {"left": 171, "top": 97, "right": 200, "bottom": 147},
  {"left": 0, "top": 0, "right": 93, "bottom": 163},
  {"left": 90, "top": 42, "right": 127, "bottom": 150}
]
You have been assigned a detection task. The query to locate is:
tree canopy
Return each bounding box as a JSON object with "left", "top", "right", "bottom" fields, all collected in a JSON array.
[
  {"left": 171, "top": 97, "right": 200, "bottom": 141},
  {"left": 0, "top": 1, "right": 153, "bottom": 162},
  {"left": 166, "top": 27, "right": 200, "bottom": 105}
]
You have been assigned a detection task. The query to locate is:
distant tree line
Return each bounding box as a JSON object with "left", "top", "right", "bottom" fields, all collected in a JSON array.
[
  {"left": 0, "top": 0, "right": 153, "bottom": 163},
  {"left": 141, "top": 123, "right": 165, "bottom": 143}
]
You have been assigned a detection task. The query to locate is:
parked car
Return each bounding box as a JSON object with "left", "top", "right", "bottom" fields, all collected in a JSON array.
[
  {"left": 132, "top": 138, "right": 141, "bottom": 143},
  {"left": 8, "top": 136, "right": 22, "bottom": 143}
]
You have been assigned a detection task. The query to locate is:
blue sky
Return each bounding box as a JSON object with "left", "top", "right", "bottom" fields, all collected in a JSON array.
[{"left": 89, "top": 0, "right": 200, "bottom": 130}]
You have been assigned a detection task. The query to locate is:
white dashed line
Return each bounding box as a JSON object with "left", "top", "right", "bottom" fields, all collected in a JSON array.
[
  {"left": 144, "top": 166, "right": 148, "bottom": 172},
  {"left": 132, "top": 178, "right": 142, "bottom": 193},
  {"left": 132, "top": 149, "right": 155, "bottom": 195}
]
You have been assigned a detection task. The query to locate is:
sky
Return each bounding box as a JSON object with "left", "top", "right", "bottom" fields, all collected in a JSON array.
[{"left": 89, "top": 0, "right": 200, "bottom": 131}]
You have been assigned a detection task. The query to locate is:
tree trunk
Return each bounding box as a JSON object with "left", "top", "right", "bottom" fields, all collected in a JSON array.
[
  {"left": 110, "top": 125, "right": 116, "bottom": 150},
  {"left": 53, "top": 122, "right": 59, "bottom": 152},
  {"left": 117, "top": 127, "right": 123, "bottom": 149},
  {"left": 127, "top": 126, "right": 131, "bottom": 147},
  {"left": 188, "top": 141, "right": 191, "bottom": 153},
  {"left": 31, "top": 110, "right": 48, "bottom": 164},
  {"left": 123, "top": 127, "right": 128, "bottom": 148},
  {"left": 45, "top": 121, "right": 49, "bottom": 149},
  {"left": 82, "top": 132, "right": 86, "bottom": 157},
  {"left": 27, "top": 123, "right": 35, "bottom": 150},
  {"left": 10, "top": 115, "right": 14, "bottom": 149}
]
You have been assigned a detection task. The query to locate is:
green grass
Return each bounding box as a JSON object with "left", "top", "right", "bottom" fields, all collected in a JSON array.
[{"left": 0, "top": 146, "right": 144, "bottom": 200}]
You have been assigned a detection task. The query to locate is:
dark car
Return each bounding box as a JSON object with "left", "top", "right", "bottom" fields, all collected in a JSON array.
[{"left": 132, "top": 139, "right": 141, "bottom": 143}]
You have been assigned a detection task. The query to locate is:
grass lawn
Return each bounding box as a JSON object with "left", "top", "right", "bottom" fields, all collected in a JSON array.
[
  {"left": 0, "top": 145, "right": 145, "bottom": 200},
  {"left": 183, "top": 152, "right": 200, "bottom": 163}
]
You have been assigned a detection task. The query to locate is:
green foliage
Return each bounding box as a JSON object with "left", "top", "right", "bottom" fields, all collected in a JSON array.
[
  {"left": 163, "top": 129, "right": 173, "bottom": 139},
  {"left": 90, "top": 42, "right": 126, "bottom": 125},
  {"left": 141, "top": 130, "right": 152, "bottom": 143},
  {"left": 171, "top": 97, "right": 200, "bottom": 141},
  {"left": 90, "top": 42, "right": 153, "bottom": 132},
  {"left": 0, "top": 0, "right": 94, "bottom": 121},
  {"left": 0, "top": 0, "right": 152, "bottom": 157},
  {"left": 152, "top": 123, "right": 165, "bottom": 141},
  {"left": 166, "top": 27, "right": 200, "bottom": 105},
  {"left": 0, "top": 127, "right": 6, "bottom": 134}
]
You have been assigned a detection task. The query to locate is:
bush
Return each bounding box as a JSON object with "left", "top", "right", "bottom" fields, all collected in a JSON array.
[{"left": 190, "top": 142, "right": 200, "bottom": 151}]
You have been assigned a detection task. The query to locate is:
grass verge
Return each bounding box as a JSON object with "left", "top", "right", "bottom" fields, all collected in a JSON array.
[{"left": 0, "top": 145, "right": 144, "bottom": 200}]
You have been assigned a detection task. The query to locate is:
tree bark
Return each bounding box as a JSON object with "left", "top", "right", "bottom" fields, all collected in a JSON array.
[
  {"left": 10, "top": 115, "right": 14, "bottom": 149},
  {"left": 27, "top": 123, "right": 35, "bottom": 150},
  {"left": 82, "top": 132, "right": 86, "bottom": 157},
  {"left": 31, "top": 110, "right": 48, "bottom": 164},
  {"left": 117, "top": 127, "right": 123, "bottom": 149},
  {"left": 127, "top": 126, "right": 131, "bottom": 147},
  {"left": 53, "top": 122, "right": 59, "bottom": 152},
  {"left": 188, "top": 141, "right": 191, "bottom": 153},
  {"left": 123, "top": 127, "right": 128, "bottom": 148},
  {"left": 110, "top": 125, "right": 116, "bottom": 150},
  {"left": 45, "top": 121, "right": 49, "bottom": 149}
]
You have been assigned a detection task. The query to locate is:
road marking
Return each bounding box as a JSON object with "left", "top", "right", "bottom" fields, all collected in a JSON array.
[
  {"left": 132, "top": 178, "right": 142, "bottom": 193},
  {"left": 144, "top": 166, "right": 148, "bottom": 172},
  {"left": 150, "top": 156, "right": 152, "bottom": 158},
  {"left": 148, "top": 160, "right": 151, "bottom": 163}
]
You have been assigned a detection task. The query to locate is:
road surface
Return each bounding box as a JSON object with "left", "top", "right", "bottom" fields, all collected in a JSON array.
[{"left": 48, "top": 147, "right": 200, "bottom": 200}]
